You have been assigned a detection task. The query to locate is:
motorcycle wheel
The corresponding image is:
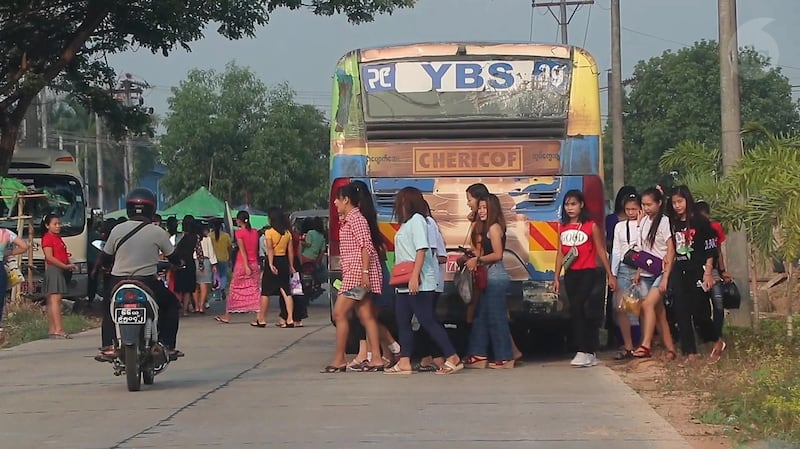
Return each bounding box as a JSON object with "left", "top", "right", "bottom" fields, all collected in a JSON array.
[
  {"left": 143, "top": 368, "right": 154, "bottom": 385},
  {"left": 124, "top": 343, "right": 141, "bottom": 391}
]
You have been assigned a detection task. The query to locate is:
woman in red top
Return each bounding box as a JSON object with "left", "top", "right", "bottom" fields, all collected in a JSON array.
[
  {"left": 554, "top": 190, "right": 616, "bottom": 368},
  {"left": 41, "top": 214, "right": 76, "bottom": 339}
]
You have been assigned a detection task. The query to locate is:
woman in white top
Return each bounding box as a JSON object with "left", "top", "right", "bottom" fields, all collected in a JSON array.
[
  {"left": 610, "top": 194, "right": 645, "bottom": 360},
  {"left": 416, "top": 201, "right": 448, "bottom": 371},
  {"left": 193, "top": 224, "right": 218, "bottom": 314},
  {"left": 632, "top": 188, "right": 677, "bottom": 360}
]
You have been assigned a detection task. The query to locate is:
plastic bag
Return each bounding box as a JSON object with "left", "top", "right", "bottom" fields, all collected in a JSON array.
[
  {"left": 621, "top": 283, "right": 644, "bottom": 316},
  {"left": 290, "top": 272, "right": 303, "bottom": 296},
  {"left": 6, "top": 259, "right": 24, "bottom": 289},
  {"left": 454, "top": 266, "right": 474, "bottom": 304}
]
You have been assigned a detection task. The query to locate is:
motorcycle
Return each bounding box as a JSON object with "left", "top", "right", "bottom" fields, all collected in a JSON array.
[
  {"left": 299, "top": 260, "right": 324, "bottom": 302},
  {"left": 92, "top": 240, "right": 171, "bottom": 392}
]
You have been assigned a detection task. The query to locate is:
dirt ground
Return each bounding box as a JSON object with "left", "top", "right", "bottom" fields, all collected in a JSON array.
[{"left": 606, "top": 354, "right": 732, "bottom": 449}]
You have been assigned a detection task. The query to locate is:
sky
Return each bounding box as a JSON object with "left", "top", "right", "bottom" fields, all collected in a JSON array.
[{"left": 108, "top": 0, "right": 800, "bottom": 126}]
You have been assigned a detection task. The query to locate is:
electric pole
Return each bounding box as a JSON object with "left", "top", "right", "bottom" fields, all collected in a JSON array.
[
  {"left": 112, "top": 73, "right": 148, "bottom": 196},
  {"left": 532, "top": 0, "right": 594, "bottom": 45},
  {"left": 610, "top": 0, "right": 624, "bottom": 193},
  {"left": 719, "top": 0, "right": 751, "bottom": 327},
  {"left": 95, "top": 113, "right": 105, "bottom": 211},
  {"left": 40, "top": 89, "right": 48, "bottom": 149}
]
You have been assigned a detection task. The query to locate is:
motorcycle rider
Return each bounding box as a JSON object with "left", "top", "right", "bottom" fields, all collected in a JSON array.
[{"left": 96, "top": 188, "right": 184, "bottom": 362}]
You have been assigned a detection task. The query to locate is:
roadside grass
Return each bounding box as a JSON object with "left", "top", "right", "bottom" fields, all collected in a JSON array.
[
  {"left": 680, "top": 319, "right": 800, "bottom": 445},
  {"left": 2, "top": 297, "right": 97, "bottom": 347}
]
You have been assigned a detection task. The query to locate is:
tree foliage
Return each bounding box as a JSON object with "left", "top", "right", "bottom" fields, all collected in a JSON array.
[
  {"left": 160, "top": 63, "right": 328, "bottom": 211},
  {"left": 604, "top": 40, "right": 800, "bottom": 190},
  {"left": 0, "top": 0, "right": 415, "bottom": 175}
]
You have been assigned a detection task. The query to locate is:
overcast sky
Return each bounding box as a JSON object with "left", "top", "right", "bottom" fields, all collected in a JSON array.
[{"left": 108, "top": 0, "right": 800, "bottom": 124}]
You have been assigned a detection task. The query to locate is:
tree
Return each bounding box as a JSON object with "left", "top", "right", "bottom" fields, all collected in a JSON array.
[
  {"left": 603, "top": 40, "right": 800, "bottom": 190},
  {"left": 0, "top": 0, "right": 415, "bottom": 176},
  {"left": 160, "top": 63, "right": 328, "bottom": 211}
]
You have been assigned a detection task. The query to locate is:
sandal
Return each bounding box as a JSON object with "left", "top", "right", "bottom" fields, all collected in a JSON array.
[
  {"left": 632, "top": 345, "right": 652, "bottom": 358},
  {"left": 279, "top": 322, "right": 295, "bottom": 328},
  {"left": 48, "top": 333, "right": 72, "bottom": 340},
  {"left": 94, "top": 346, "right": 118, "bottom": 362},
  {"left": 435, "top": 360, "right": 464, "bottom": 375},
  {"left": 347, "top": 359, "right": 367, "bottom": 372},
  {"left": 214, "top": 316, "right": 230, "bottom": 324},
  {"left": 663, "top": 350, "right": 677, "bottom": 361},
  {"left": 320, "top": 365, "right": 346, "bottom": 373},
  {"left": 250, "top": 321, "right": 266, "bottom": 328},
  {"left": 614, "top": 349, "right": 634, "bottom": 360},
  {"left": 415, "top": 363, "right": 439, "bottom": 372},
  {"left": 464, "top": 355, "right": 488, "bottom": 369},
  {"left": 384, "top": 364, "right": 413, "bottom": 375},
  {"left": 361, "top": 364, "right": 385, "bottom": 372},
  {"left": 709, "top": 341, "right": 727, "bottom": 363}
]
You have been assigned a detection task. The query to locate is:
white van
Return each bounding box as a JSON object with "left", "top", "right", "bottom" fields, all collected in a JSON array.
[{"left": 4, "top": 147, "right": 90, "bottom": 299}]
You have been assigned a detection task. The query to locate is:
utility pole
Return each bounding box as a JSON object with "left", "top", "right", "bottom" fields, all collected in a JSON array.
[
  {"left": 610, "top": 0, "right": 625, "bottom": 193},
  {"left": 719, "top": 0, "right": 751, "bottom": 327},
  {"left": 40, "top": 89, "right": 48, "bottom": 149},
  {"left": 112, "top": 73, "right": 148, "bottom": 196},
  {"left": 532, "top": 0, "right": 594, "bottom": 45},
  {"left": 83, "top": 143, "right": 89, "bottom": 205},
  {"left": 95, "top": 113, "right": 105, "bottom": 211}
]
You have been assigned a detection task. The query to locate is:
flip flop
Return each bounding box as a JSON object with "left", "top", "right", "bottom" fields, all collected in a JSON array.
[
  {"left": 435, "top": 360, "right": 464, "bottom": 375},
  {"left": 48, "top": 333, "right": 72, "bottom": 339},
  {"left": 320, "top": 365, "right": 346, "bottom": 373},
  {"left": 214, "top": 316, "right": 230, "bottom": 324},
  {"left": 384, "top": 364, "right": 413, "bottom": 375}
]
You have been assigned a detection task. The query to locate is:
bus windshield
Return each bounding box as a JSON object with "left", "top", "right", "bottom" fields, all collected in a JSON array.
[
  {"left": 361, "top": 59, "right": 571, "bottom": 121},
  {"left": 0, "top": 174, "right": 86, "bottom": 238}
]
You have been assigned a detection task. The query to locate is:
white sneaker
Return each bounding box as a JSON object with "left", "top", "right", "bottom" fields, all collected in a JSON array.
[
  {"left": 570, "top": 352, "right": 588, "bottom": 366},
  {"left": 581, "top": 353, "right": 598, "bottom": 367}
]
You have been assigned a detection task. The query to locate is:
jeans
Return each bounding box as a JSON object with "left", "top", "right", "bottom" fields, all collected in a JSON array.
[
  {"left": 710, "top": 277, "right": 725, "bottom": 338},
  {"left": 0, "top": 265, "right": 7, "bottom": 327},
  {"left": 107, "top": 275, "right": 181, "bottom": 349},
  {"left": 564, "top": 268, "right": 605, "bottom": 354},
  {"left": 467, "top": 263, "right": 513, "bottom": 361},
  {"left": 395, "top": 290, "right": 456, "bottom": 359},
  {"left": 216, "top": 261, "right": 229, "bottom": 298}
]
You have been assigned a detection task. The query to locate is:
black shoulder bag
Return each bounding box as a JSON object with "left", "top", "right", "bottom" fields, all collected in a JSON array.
[{"left": 622, "top": 221, "right": 640, "bottom": 268}]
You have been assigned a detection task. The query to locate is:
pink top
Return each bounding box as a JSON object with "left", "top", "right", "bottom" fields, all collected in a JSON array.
[{"left": 235, "top": 228, "right": 260, "bottom": 264}]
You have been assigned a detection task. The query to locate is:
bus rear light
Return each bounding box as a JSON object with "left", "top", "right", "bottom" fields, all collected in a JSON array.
[
  {"left": 582, "top": 175, "right": 606, "bottom": 236},
  {"left": 55, "top": 156, "right": 74, "bottom": 162},
  {"left": 328, "top": 177, "right": 351, "bottom": 269}
]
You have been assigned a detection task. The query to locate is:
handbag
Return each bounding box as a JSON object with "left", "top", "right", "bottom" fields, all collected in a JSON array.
[
  {"left": 474, "top": 265, "right": 488, "bottom": 290},
  {"left": 388, "top": 261, "right": 416, "bottom": 286},
  {"left": 722, "top": 280, "right": 741, "bottom": 309},
  {"left": 561, "top": 223, "right": 582, "bottom": 271},
  {"left": 635, "top": 250, "right": 663, "bottom": 276},
  {"left": 622, "top": 222, "right": 639, "bottom": 268}
]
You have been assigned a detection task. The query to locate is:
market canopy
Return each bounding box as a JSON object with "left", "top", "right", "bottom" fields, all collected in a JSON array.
[{"left": 161, "top": 187, "right": 225, "bottom": 219}]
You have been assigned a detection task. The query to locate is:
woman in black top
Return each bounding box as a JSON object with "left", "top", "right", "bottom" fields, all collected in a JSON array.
[
  {"left": 174, "top": 215, "right": 200, "bottom": 316},
  {"left": 666, "top": 186, "right": 725, "bottom": 362}
]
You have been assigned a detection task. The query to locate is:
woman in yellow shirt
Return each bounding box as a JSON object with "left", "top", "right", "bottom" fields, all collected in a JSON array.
[
  {"left": 210, "top": 220, "right": 232, "bottom": 300},
  {"left": 258, "top": 209, "right": 297, "bottom": 328}
]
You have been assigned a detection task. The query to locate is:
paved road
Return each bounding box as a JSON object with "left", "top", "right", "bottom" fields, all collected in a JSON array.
[{"left": 0, "top": 300, "right": 691, "bottom": 449}]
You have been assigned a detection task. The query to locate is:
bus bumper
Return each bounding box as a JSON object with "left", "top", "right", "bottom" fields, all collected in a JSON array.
[{"left": 19, "top": 272, "right": 89, "bottom": 301}]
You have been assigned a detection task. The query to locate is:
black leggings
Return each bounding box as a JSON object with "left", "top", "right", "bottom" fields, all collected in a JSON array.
[
  {"left": 564, "top": 269, "right": 605, "bottom": 354},
  {"left": 670, "top": 266, "right": 718, "bottom": 355}
]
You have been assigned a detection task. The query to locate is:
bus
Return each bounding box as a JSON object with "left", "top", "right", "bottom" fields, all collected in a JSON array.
[
  {"left": 328, "top": 42, "right": 606, "bottom": 341},
  {"left": 3, "top": 147, "right": 90, "bottom": 300}
]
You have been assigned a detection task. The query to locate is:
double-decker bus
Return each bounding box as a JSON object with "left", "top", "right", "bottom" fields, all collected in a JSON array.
[
  {"left": 328, "top": 42, "right": 605, "bottom": 341},
  {"left": 3, "top": 147, "right": 90, "bottom": 300}
]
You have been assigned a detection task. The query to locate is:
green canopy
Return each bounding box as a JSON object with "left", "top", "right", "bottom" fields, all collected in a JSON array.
[
  {"left": 161, "top": 187, "right": 225, "bottom": 219},
  {"left": 249, "top": 214, "right": 269, "bottom": 229}
]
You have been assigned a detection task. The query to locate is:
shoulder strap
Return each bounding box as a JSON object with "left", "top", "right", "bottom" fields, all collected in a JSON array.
[
  {"left": 626, "top": 221, "right": 630, "bottom": 245},
  {"left": 113, "top": 222, "right": 149, "bottom": 254}
]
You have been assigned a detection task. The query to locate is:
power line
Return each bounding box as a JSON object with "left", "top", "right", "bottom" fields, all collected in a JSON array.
[{"left": 582, "top": 3, "right": 593, "bottom": 48}]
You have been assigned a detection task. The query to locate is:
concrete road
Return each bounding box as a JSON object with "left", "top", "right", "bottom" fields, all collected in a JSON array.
[{"left": 0, "top": 300, "right": 691, "bottom": 449}]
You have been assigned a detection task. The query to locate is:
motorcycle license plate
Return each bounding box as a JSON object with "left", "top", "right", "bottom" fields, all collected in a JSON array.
[{"left": 114, "top": 307, "right": 146, "bottom": 325}]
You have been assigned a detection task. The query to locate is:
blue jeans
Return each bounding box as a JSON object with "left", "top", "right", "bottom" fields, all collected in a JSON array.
[
  {"left": 467, "top": 262, "right": 513, "bottom": 361},
  {"left": 216, "top": 261, "right": 229, "bottom": 298},
  {"left": 395, "top": 290, "right": 456, "bottom": 359},
  {"left": 0, "top": 265, "right": 7, "bottom": 327}
]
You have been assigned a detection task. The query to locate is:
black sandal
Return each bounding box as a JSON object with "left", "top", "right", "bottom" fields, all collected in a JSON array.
[
  {"left": 361, "top": 364, "right": 385, "bottom": 372},
  {"left": 250, "top": 321, "right": 266, "bottom": 328},
  {"left": 614, "top": 349, "right": 634, "bottom": 360},
  {"left": 320, "top": 365, "right": 346, "bottom": 373}
]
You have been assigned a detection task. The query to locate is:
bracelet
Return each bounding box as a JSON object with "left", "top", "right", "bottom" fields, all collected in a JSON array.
[{"left": 362, "top": 270, "right": 369, "bottom": 274}]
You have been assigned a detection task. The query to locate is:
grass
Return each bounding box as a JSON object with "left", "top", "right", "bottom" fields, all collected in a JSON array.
[
  {"left": 680, "top": 319, "right": 800, "bottom": 445},
  {"left": 1, "top": 297, "right": 97, "bottom": 347}
]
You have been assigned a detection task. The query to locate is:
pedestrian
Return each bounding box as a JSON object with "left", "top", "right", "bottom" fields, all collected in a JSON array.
[
  {"left": 260, "top": 208, "right": 297, "bottom": 328},
  {"left": 210, "top": 219, "right": 232, "bottom": 301},
  {"left": 0, "top": 227, "right": 29, "bottom": 346},
  {"left": 215, "top": 211, "right": 261, "bottom": 324},
  {"left": 610, "top": 193, "right": 644, "bottom": 360},
  {"left": 554, "top": 190, "right": 616, "bottom": 368},
  {"left": 193, "top": 222, "right": 217, "bottom": 313},
  {"left": 174, "top": 215, "right": 199, "bottom": 316},
  {"left": 41, "top": 213, "right": 76, "bottom": 339}
]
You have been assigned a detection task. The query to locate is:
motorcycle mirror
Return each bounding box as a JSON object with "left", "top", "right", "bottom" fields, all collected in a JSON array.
[{"left": 91, "top": 240, "right": 105, "bottom": 251}]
